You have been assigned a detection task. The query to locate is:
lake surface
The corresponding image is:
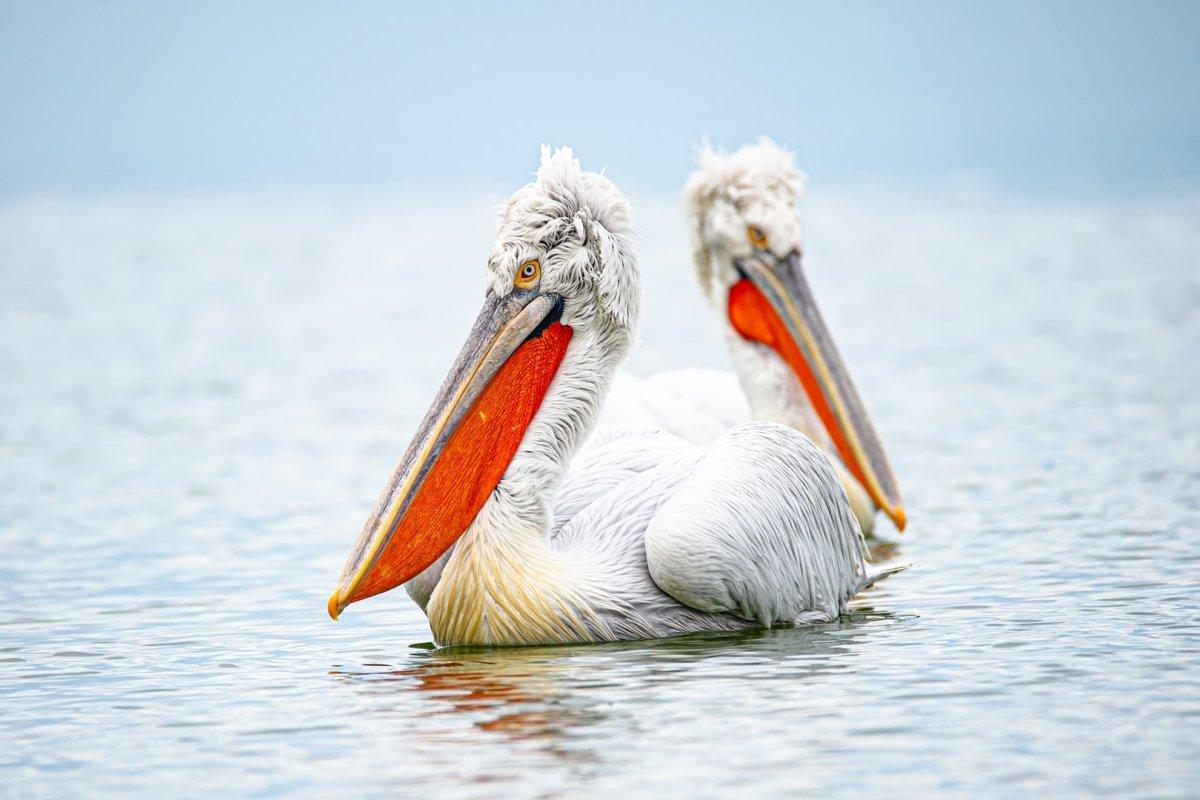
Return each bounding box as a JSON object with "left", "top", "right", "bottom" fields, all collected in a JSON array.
[{"left": 2, "top": 186, "right": 1198, "bottom": 798}]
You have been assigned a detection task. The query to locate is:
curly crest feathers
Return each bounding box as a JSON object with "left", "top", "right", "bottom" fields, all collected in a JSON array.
[
  {"left": 488, "top": 146, "right": 639, "bottom": 336},
  {"left": 682, "top": 138, "right": 807, "bottom": 304},
  {"left": 684, "top": 137, "right": 806, "bottom": 210}
]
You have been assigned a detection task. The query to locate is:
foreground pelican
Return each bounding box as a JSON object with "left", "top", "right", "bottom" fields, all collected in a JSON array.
[
  {"left": 600, "top": 139, "right": 904, "bottom": 535},
  {"left": 327, "top": 147, "right": 903, "bottom": 646}
]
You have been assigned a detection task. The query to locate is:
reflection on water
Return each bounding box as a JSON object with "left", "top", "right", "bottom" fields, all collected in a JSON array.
[
  {"left": 335, "top": 616, "right": 892, "bottom": 746},
  {"left": 1, "top": 188, "right": 1198, "bottom": 797},
  {"left": 327, "top": 614, "right": 902, "bottom": 795}
]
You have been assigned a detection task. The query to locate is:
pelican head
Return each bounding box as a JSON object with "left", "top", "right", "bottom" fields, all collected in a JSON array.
[
  {"left": 328, "top": 146, "right": 638, "bottom": 619},
  {"left": 684, "top": 138, "right": 905, "bottom": 531}
]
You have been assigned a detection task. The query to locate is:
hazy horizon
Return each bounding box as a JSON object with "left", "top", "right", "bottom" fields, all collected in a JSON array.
[{"left": 3, "top": 1, "right": 1198, "bottom": 196}]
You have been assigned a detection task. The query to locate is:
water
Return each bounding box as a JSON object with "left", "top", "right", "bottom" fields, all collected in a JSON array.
[{"left": 2, "top": 186, "right": 1198, "bottom": 798}]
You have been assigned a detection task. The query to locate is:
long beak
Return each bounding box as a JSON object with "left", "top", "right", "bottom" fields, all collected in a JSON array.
[
  {"left": 327, "top": 289, "right": 572, "bottom": 619},
  {"left": 729, "top": 251, "right": 906, "bottom": 531}
]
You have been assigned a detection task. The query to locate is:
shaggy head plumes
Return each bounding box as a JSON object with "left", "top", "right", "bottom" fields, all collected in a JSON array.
[
  {"left": 475, "top": 147, "right": 641, "bottom": 525},
  {"left": 487, "top": 146, "right": 639, "bottom": 347},
  {"left": 683, "top": 138, "right": 806, "bottom": 306}
]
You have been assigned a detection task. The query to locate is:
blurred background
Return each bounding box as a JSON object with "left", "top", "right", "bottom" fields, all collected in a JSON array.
[
  {"left": 2, "top": 3, "right": 1198, "bottom": 798},
  {"left": 3, "top": 0, "right": 1199, "bottom": 195}
]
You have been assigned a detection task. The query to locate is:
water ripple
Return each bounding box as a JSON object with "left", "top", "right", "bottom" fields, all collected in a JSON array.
[{"left": 1, "top": 191, "right": 1198, "bottom": 797}]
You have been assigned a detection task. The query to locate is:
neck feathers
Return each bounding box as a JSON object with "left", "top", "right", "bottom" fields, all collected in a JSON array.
[
  {"left": 424, "top": 324, "right": 624, "bottom": 645},
  {"left": 724, "top": 327, "right": 831, "bottom": 450}
]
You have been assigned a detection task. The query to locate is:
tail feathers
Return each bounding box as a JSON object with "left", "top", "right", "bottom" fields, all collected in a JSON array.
[{"left": 854, "top": 561, "right": 911, "bottom": 595}]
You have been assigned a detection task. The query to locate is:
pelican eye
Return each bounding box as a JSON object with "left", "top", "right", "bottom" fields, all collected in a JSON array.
[
  {"left": 515, "top": 259, "right": 541, "bottom": 289},
  {"left": 747, "top": 226, "right": 769, "bottom": 249}
]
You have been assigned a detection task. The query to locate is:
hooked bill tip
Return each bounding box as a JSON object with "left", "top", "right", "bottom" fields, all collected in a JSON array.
[{"left": 327, "top": 592, "right": 342, "bottom": 621}]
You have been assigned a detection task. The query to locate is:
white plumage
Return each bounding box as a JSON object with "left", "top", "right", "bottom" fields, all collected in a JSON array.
[
  {"left": 597, "top": 139, "right": 880, "bottom": 534},
  {"left": 334, "top": 146, "right": 898, "bottom": 646}
]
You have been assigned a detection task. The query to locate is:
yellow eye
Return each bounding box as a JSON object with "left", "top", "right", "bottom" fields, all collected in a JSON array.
[
  {"left": 515, "top": 259, "right": 540, "bottom": 289},
  {"left": 747, "top": 226, "right": 768, "bottom": 249}
]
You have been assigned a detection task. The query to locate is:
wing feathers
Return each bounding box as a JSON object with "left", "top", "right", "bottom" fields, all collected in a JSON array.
[{"left": 645, "top": 422, "right": 869, "bottom": 625}]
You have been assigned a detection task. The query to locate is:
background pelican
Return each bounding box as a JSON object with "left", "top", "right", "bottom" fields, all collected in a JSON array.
[
  {"left": 599, "top": 140, "right": 904, "bottom": 536},
  {"left": 327, "top": 147, "right": 904, "bottom": 646}
]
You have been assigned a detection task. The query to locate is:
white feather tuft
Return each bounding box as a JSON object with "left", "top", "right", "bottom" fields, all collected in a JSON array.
[
  {"left": 683, "top": 137, "right": 807, "bottom": 306},
  {"left": 686, "top": 137, "right": 806, "bottom": 206},
  {"left": 488, "top": 146, "right": 639, "bottom": 336}
]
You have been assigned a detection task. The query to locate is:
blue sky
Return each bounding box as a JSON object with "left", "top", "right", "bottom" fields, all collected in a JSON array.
[{"left": 2, "top": 1, "right": 1198, "bottom": 194}]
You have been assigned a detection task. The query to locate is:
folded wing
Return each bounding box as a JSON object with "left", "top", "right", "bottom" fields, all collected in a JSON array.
[{"left": 645, "top": 421, "right": 868, "bottom": 626}]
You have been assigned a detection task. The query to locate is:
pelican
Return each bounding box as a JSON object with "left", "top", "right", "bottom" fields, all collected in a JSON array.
[
  {"left": 599, "top": 139, "right": 904, "bottom": 536},
  {"left": 326, "top": 147, "right": 904, "bottom": 646}
]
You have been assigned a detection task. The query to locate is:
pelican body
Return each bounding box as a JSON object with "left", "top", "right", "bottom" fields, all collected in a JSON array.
[
  {"left": 600, "top": 140, "right": 905, "bottom": 536},
  {"left": 327, "top": 148, "right": 904, "bottom": 647}
]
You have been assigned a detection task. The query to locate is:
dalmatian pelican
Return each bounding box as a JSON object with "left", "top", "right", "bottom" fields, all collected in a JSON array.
[
  {"left": 599, "top": 139, "right": 905, "bottom": 535},
  {"left": 326, "top": 147, "right": 904, "bottom": 646}
]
